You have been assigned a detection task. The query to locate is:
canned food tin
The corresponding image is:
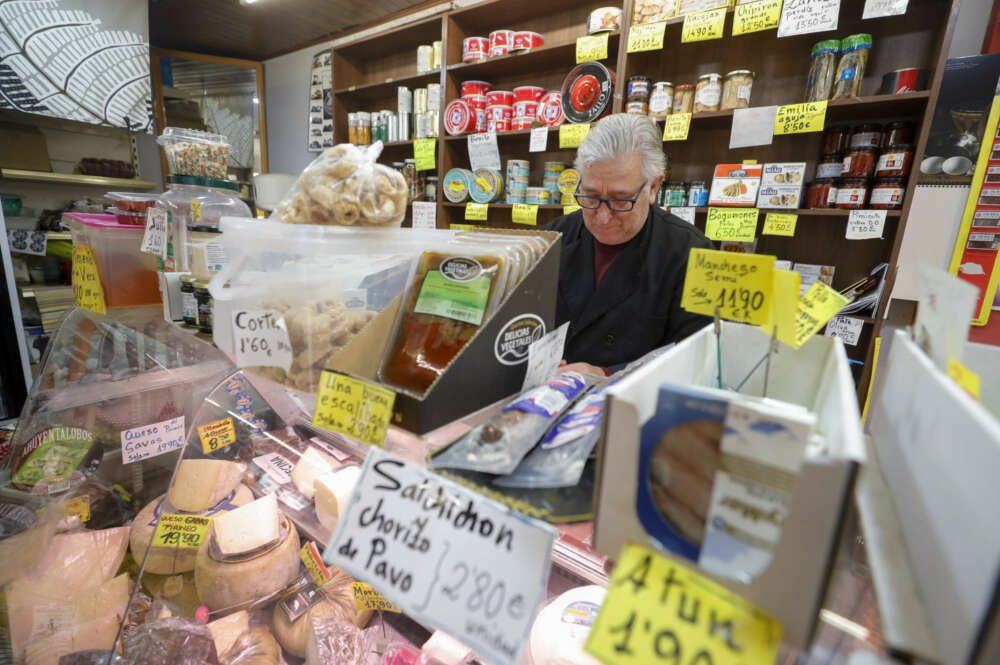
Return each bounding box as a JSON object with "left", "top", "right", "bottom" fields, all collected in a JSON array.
[
  {"left": 627, "top": 75, "right": 651, "bottom": 100},
  {"left": 417, "top": 45, "right": 433, "bottom": 73},
  {"left": 543, "top": 161, "right": 565, "bottom": 174},
  {"left": 474, "top": 107, "right": 488, "bottom": 133},
  {"left": 507, "top": 159, "right": 530, "bottom": 175},
  {"left": 537, "top": 91, "right": 565, "bottom": 127},
  {"left": 486, "top": 104, "right": 513, "bottom": 122},
  {"left": 512, "top": 31, "right": 544, "bottom": 52},
  {"left": 444, "top": 98, "right": 475, "bottom": 135},
  {"left": 626, "top": 101, "right": 649, "bottom": 114},
  {"left": 432, "top": 41, "right": 442, "bottom": 70},
  {"left": 525, "top": 187, "right": 551, "bottom": 204},
  {"left": 511, "top": 117, "right": 534, "bottom": 130},
  {"left": 463, "top": 94, "right": 489, "bottom": 110},
  {"left": 506, "top": 188, "right": 526, "bottom": 204},
  {"left": 463, "top": 37, "right": 489, "bottom": 62},
  {"left": 487, "top": 117, "right": 510, "bottom": 133},
  {"left": 879, "top": 68, "right": 929, "bottom": 94},
  {"left": 444, "top": 168, "right": 474, "bottom": 203},
  {"left": 489, "top": 29, "right": 514, "bottom": 57},
  {"left": 561, "top": 61, "right": 615, "bottom": 124},
  {"left": 397, "top": 112, "right": 411, "bottom": 141},
  {"left": 427, "top": 83, "right": 441, "bottom": 111},
  {"left": 687, "top": 181, "right": 708, "bottom": 207},
  {"left": 461, "top": 80, "right": 493, "bottom": 97},
  {"left": 513, "top": 85, "right": 545, "bottom": 102},
  {"left": 557, "top": 169, "right": 581, "bottom": 194},
  {"left": 588, "top": 6, "right": 622, "bottom": 33},
  {"left": 414, "top": 88, "right": 429, "bottom": 114},
  {"left": 513, "top": 100, "right": 539, "bottom": 119},
  {"left": 397, "top": 86, "right": 413, "bottom": 114},
  {"left": 486, "top": 90, "right": 514, "bottom": 107},
  {"left": 649, "top": 82, "right": 674, "bottom": 120},
  {"left": 471, "top": 168, "right": 503, "bottom": 203}
]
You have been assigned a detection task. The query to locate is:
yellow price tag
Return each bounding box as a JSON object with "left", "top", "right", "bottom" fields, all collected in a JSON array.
[
  {"left": 663, "top": 113, "right": 691, "bottom": 141},
  {"left": 564, "top": 205, "right": 582, "bottom": 215},
  {"left": 793, "top": 281, "right": 850, "bottom": 348},
  {"left": 627, "top": 21, "right": 667, "bottom": 53},
  {"left": 774, "top": 101, "right": 827, "bottom": 135},
  {"left": 353, "top": 582, "right": 402, "bottom": 612},
  {"left": 705, "top": 207, "right": 759, "bottom": 242},
  {"left": 152, "top": 513, "right": 212, "bottom": 550},
  {"left": 300, "top": 541, "right": 332, "bottom": 587},
  {"left": 762, "top": 213, "right": 797, "bottom": 236},
  {"left": 465, "top": 202, "right": 488, "bottom": 220},
  {"left": 560, "top": 123, "right": 590, "bottom": 148},
  {"left": 760, "top": 269, "right": 800, "bottom": 347},
  {"left": 313, "top": 370, "right": 396, "bottom": 447},
  {"left": 450, "top": 223, "right": 483, "bottom": 231},
  {"left": 512, "top": 203, "right": 539, "bottom": 226},
  {"left": 681, "top": 248, "right": 775, "bottom": 325},
  {"left": 576, "top": 33, "right": 609, "bottom": 63},
  {"left": 584, "top": 543, "right": 782, "bottom": 665},
  {"left": 197, "top": 417, "right": 237, "bottom": 454},
  {"left": 732, "top": 0, "right": 782, "bottom": 35},
  {"left": 72, "top": 245, "right": 106, "bottom": 314},
  {"left": 50, "top": 495, "right": 90, "bottom": 524},
  {"left": 681, "top": 7, "right": 727, "bottom": 43},
  {"left": 948, "top": 357, "right": 981, "bottom": 400},
  {"left": 191, "top": 198, "right": 202, "bottom": 223},
  {"left": 413, "top": 138, "right": 436, "bottom": 171}
]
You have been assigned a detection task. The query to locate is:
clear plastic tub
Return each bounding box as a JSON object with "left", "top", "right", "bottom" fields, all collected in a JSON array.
[
  {"left": 66, "top": 213, "right": 162, "bottom": 308},
  {"left": 156, "top": 126, "right": 230, "bottom": 179}
]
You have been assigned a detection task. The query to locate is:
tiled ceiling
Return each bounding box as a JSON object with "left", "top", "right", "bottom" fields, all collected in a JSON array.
[{"left": 148, "top": 0, "right": 435, "bottom": 61}]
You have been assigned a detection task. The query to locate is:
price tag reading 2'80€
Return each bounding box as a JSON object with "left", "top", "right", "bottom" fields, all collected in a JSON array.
[
  {"left": 312, "top": 371, "right": 396, "bottom": 447},
  {"left": 681, "top": 248, "right": 776, "bottom": 325},
  {"left": 324, "top": 448, "right": 556, "bottom": 665}
]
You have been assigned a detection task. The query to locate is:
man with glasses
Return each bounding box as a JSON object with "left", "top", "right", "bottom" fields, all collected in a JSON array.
[{"left": 548, "top": 113, "right": 712, "bottom": 376}]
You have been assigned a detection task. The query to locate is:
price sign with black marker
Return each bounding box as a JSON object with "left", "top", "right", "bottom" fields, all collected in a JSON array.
[
  {"left": 312, "top": 371, "right": 396, "bottom": 447},
  {"left": 777, "top": 0, "right": 839, "bottom": 37},
  {"left": 681, "top": 248, "right": 776, "bottom": 325},
  {"left": 324, "top": 448, "right": 555, "bottom": 665},
  {"left": 232, "top": 309, "right": 293, "bottom": 371}
]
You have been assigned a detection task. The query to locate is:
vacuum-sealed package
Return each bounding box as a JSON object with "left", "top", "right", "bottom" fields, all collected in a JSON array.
[
  {"left": 431, "top": 372, "right": 591, "bottom": 475},
  {"left": 272, "top": 142, "right": 408, "bottom": 227}
]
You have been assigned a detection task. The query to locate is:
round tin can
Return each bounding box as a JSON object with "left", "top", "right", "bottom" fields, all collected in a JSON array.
[
  {"left": 561, "top": 61, "right": 615, "bottom": 124},
  {"left": 486, "top": 104, "right": 513, "bottom": 122},
  {"left": 397, "top": 86, "right": 412, "bottom": 114},
  {"left": 512, "top": 31, "right": 544, "bottom": 52},
  {"left": 511, "top": 117, "right": 534, "bottom": 130},
  {"left": 486, "top": 90, "right": 515, "bottom": 107},
  {"left": 487, "top": 117, "right": 510, "bottom": 133},
  {"left": 444, "top": 98, "right": 475, "bottom": 135},
  {"left": 414, "top": 88, "right": 429, "bottom": 114},
  {"left": 557, "top": 169, "right": 581, "bottom": 194},
  {"left": 507, "top": 159, "right": 530, "bottom": 177},
  {"left": 471, "top": 168, "right": 503, "bottom": 203},
  {"left": 525, "top": 187, "right": 551, "bottom": 204},
  {"left": 513, "top": 85, "right": 545, "bottom": 102},
  {"left": 506, "top": 190, "right": 526, "bottom": 204},
  {"left": 489, "top": 30, "right": 514, "bottom": 57},
  {"left": 462, "top": 37, "right": 489, "bottom": 63},
  {"left": 461, "top": 80, "right": 493, "bottom": 97},
  {"left": 416, "top": 45, "right": 433, "bottom": 73},
  {"left": 879, "top": 68, "right": 929, "bottom": 94},
  {"left": 462, "top": 94, "right": 489, "bottom": 110},
  {"left": 588, "top": 7, "right": 622, "bottom": 34},
  {"left": 443, "top": 168, "right": 474, "bottom": 202},
  {"left": 537, "top": 91, "right": 565, "bottom": 126},
  {"left": 513, "top": 100, "right": 539, "bottom": 119},
  {"left": 474, "top": 107, "right": 488, "bottom": 132}
]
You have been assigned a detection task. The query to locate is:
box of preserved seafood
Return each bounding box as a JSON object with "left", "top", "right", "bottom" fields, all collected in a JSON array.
[
  {"left": 708, "top": 163, "right": 763, "bottom": 207},
  {"left": 757, "top": 162, "right": 806, "bottom": 209}
]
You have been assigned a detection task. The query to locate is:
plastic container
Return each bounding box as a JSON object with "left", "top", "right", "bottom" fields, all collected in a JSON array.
[
  {"left": 156, "top": 175, "right": 251, "bottom": 272},
  {"left": 805, "top": 39, "right": 840, "bottom": 102},
  {"left": 113, "top": 209, "right": 145, "bottom": 226},
  {"left": 67, "top": 213, "right": 161, "bottom": 308},
  {"left": 105, "top": 192, "right": 158, "bottom": 213},
  {"left": 156, "top": 127, "right": 230, "bottom": 179}
]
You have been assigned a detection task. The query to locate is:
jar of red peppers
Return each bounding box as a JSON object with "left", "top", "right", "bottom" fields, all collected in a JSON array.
[
  {"left": 870, "top": 177, "right": 905, "bottom": 209},
  {"left": 849, "top": 123, "right": 882, "bottom": 149},
  {"left": 835, "top": 178, "right": 869, "bottom": 209},
  {"left": 880, "top": 121, "right": 913, "bottom": 149},
  {"left": 821, "top": 125, "right": 850, "bottom": 155},
  {"left": 807, "top": 179, "right": 839, "bottom": 208},
  {"left": 843, "top": 146, "right": 878, "bottom": 178},
  {"left": 875, "top": 144, "right": 913, "bottom": 178},
  {"left": 817, "top": 154, "right": 844, "bottom": 179}
]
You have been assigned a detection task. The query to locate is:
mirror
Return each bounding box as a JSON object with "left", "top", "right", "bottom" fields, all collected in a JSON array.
[{"left": 150, "top": 48, "right": 268, "bottom": 192}]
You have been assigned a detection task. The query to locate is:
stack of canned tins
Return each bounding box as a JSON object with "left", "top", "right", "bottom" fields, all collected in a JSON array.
[
  {"left": 470, "top": 168, "right": 503, "bottom": 203},
  {"left": 416, "top": 41, "right": 442, "bottom": 73},
  {"left": 444, "top": 168, "right": 473, "bottom": 203},
  {"left": 506, "top": 160, "right": 530, "bottom": 203},
  {"left": 542, "top": 162, "right": 565, "bottom": 200}
]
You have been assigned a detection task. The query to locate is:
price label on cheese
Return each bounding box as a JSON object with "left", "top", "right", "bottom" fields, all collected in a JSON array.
[
  {"left": 948, "top": 357, "right": 981, "bottom": 400},
  {"left": 794, "top": 281, "right": 850, "bottom": 348},
  {"left": 72, "top": 245, "right": 106, "bottom": 314},
  {"left": 763, "top": 212, "right": 797, "bottom": 236},
  {"left": 324, "top": 448, "right": 555, "bottom": 665},
  {"left": 705, "top": 207, "right": 759, "bottom": 242},
  {"left": 140, "top": 208, "right": 168, "bottom": 257},
  {"left": 846, "top": 209, "right": 886, "bottom": 239},
  {"left": 465, "top": 202, "right": 489, "bottom": 220},
  {"left": 232, "top": 309, "right": 294, "bottom": 371},
  {"left": 584, "top": 543, "right": 782, "bottom": 665},
  {"left": 663, "top": 113, "right": 692, "bottom": 141},
  {"left": 300, "top": 541, "right": 332, "bottom": 586},
  {"left": 152, "top": 513, "right": 212, "bottom": 550},
  {"left": 681, "top": 7, "right": 727, "bottom": 43},
  {"left": 313, "top": 371, "right": 396, "bottom": 447},
  {"left": 774, "top": 101, "right": 826, "bottom": 134},
  {"left": 560, "top": 123, "right": 590, "bottom": 148},
  {"left": 56, "top": 495, "right": 91, "bottom": 523},
  {"left": 564, "top": 205, "right": 582, "bottom": 215},
  {"left": 353, "top": 582, "right": 402, "bottom": 612},
  {"left": 197, "top": 417, "right": 237, "bottom": 454},
  {"left": 733, "top": 0, "right": 782, "bottom": 35},
  {"left": 627, "top": 21, "right": 667, "bottom": 52},
  {"left": 414, "top": 138, "right": 436, "bottom": 171},
  {"left": 576, "top": 33, "right": 609, "bottom": 63},
  {"left": 777, "top": 0, "right": 840, "bottom": 37},
  {"left": 512, "top": 203, "right": 539, "bottom": 226},
  {"left": 825, "top": 315, "right": 864, "bottom": 346},
  {"left": 681, "top": 248, "right": 775, "bottom": 325},
  {"left": 121, "top": 416, "right": 185, "bottom": 464}
]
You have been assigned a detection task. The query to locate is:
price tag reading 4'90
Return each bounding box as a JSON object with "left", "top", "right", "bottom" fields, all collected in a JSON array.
[
  {"left": 312, "top": 371, "right": 396, "bottom": 447},
  {"left": 681, "top": 248, "right": 775, "bottom": 325}
]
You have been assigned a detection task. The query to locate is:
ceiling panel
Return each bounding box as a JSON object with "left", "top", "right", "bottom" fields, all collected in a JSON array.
[{"left": 148, "top": 0, "right": 433, "bottom": 61}]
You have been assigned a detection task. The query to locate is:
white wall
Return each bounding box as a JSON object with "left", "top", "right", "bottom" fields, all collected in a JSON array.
[
  {"left": 264, "top": 46, "right": 326, "bottom": 175},
  {"left": 948, "top": 0, "right": 991, "bottom": 58}
]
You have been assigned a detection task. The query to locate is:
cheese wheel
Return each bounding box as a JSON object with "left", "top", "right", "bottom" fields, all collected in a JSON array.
[
  {"left": 212, "top": 493, "right": 280, "bottom": 556},
  {"left": 208, "top": 610, "right": 250, "bottom": 657},
  {"left": 271, "top": 567, "right": 373, "bottom": 658},
  {"left": 291, "top": 446, "right": 338, "bottom": 499},
  {"left": 130, "top": 485, "right": 253, "bottom": 575},
  {"left": 529, "top": 585, "right": 606, "bottom": 665},
  {"left": 23, "top": 615, "right": 122, "bottom": 665},
  {"left": 169, "top": 459, "right": 245, "bottom": 512},
  {"left": 194, "top": 515, "right": 300, "bottom": 611},
  {"left": 220, "top": 627, "right": 280, "bottom": 665},
  {"left": 313, "top": 466, "right": 361, "bottom": 532}
]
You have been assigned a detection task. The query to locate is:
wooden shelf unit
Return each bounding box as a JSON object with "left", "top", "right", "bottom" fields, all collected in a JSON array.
[{"left": 0, "top": 169, "right": 157, "bottom": 190}]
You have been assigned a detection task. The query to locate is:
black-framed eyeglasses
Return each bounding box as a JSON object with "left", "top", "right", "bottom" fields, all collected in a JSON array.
[{"left": 573, "top": 181, "right": 648, "bottom": 212}]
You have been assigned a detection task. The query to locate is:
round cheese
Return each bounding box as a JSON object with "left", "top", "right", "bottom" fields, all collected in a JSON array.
[
  {"left": 529, "top": 585, "right": 606, "bottom": 665},
  {"left": 219, "top": 627, "right": 280, "bottom": 665},
  {"left": 313, "top": 466, "right": 361, "bottom": 532},
  {"left": 194, "top": 514, "right": 300, "bottom": 611},
  {"left": 271, "top": 567, "right": 372, "bottom": 658},
  {"left": 291, "top": 446, "right": 338, "bottom": 499},
  {"left": 130, "top": 485, "right": 253, "bottom": 575}
]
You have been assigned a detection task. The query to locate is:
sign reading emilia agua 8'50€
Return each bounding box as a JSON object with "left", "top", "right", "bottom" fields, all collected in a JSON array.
[{"left": 324, "top": 448, "right": 556, "bottom": 665}]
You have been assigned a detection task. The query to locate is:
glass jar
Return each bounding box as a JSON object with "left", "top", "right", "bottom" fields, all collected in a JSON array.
[
  {"left": 424, "top": 175, "right": 438, "bottom": 201},
  {"left": 816, "top": 154, "right": 844, "bottom": 180},
  {"left": 835, "top": 178, "right": 869, "bottom": 209},
  {"left": 403, "top": 159, "right": 420, "bottom": 202},
  {"left": 687, "top": 181, "right": 709, "bottom": 207},
  {"left": 694, "top": 74, "right": 722, "bottom": 112},
  {"left": 357, "top": 111, "right": 372, "bottom": 145},
  {"left": 849, "top": 123, "right": 882, "bottom": 149},
  {"left": 648, "top": 82, "right": 674, "bottom": 120},
  {"left": 180, "top": 274, "right": 197, "bottom": 325},
  {"left": 881, "top": 122, "right": 914, "bottom": 149},
  {"left": 871, "top": 177, "right": 905, "bottom": 209},
  {"left": 673, "top": 84, "right": 695, "bottom": 114},
  {"left": 194, "top": 279, "right": 213, "bottom": 334},
  {"left": 721, "top": 70, "right": 755, "bottom": 110},
  {"left": 875, "top": 144, "right": 913, "bottom": 178},
  {"left": 805, "top": 39, "right": 841, "bottom": 102},
  {"left": 822, "top": 125, "right": 850, "bottom": 155},
  {"left": 806, "top": 179, "right": 838, "bottom": 208},
  {"left": 842, "top": 147, "right": 878, "bottom": 178}
]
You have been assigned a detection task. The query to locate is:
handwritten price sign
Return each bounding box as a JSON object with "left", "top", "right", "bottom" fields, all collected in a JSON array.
[
  {"left": 663, "top": 113, "right": 692, "bottom": 141},
  {"left": 705, "top": 207, "right": 759, "bottom": 242},
  {"left": 511, "top": 203, "right": 539, "bottom": 226},
  {"left": 627, "top": 21, "right": 667, "bottom": 52},
  {"left": 733, "top": 0, "right": 782, "bottom": 35},
  {"left": 576, "top": 33, "right": 609, "bottom": 63},
  {"left": 152, "top": 513, "right": 212, "bottom": 550},
  {"left": 197, "top": 417, "right": 237, "bottom": 454},
  {"left": 777, "top": 0, "right": 840, "bottom": 38},
  {"left": 774, "top": 101, "right": 826, "bottom": 135},
  {"left": 465, "top": 202, "right": 489, "bottom": 220},
  {"left": 763, "top": 213, "right": 797, "bottom": 236},
  {"left": 313, "top": 371, "right": 396, "bottom": 447},
  {"left": 560, "top": 123, "right": 590, "bottom": 148},
  {"left": 681, "top": 7, "right": 727, "bottom": 43},
  {"left": 794, "top": 281, "right": 850, "bottom": 348},
  {"left": 72, "top": 245, "right": 106, "bottom": 314},
  {"left": 353, "top": 582, "right": 402, "bottom": 612},
  {"left": 414, "top": 138, "right": 436, "bottom": 171},
  {"left": 232, "top": 309, "right": 294, "bottom": 371},
  {"left": 681, "top": 248, "right": 775, "bottom": 325}
]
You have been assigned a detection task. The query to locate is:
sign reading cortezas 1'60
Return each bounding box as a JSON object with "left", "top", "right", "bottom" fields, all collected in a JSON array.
[{"left": 324, "top": 448, "right": 556, "bottom": 665}]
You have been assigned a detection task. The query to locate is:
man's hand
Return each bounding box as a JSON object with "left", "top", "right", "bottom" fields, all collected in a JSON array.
[{"left": 557, "top": 360, "right": 607, "bottom": 376}]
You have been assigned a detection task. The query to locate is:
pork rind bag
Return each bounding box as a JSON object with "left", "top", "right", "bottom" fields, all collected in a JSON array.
[{"left": 272, "top": 142, "right": 408, "bottom": 227}]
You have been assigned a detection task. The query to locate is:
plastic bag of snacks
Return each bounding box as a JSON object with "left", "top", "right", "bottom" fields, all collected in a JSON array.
[
  {"left": 272, "top": 141, "right": 408, "bottom": 227},
  {"left": 156, "top": 127, "right": 230, "bottom": 179}
]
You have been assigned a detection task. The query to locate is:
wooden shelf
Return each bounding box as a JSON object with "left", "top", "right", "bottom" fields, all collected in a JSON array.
[
  {"left": 446, "top": 34, "right": 619, "bottom": 79},
  {"left": 0, "top": 169, "right": 157, "bottom": 190},
  {"left": 334, "top": 70, "right": 441, "bottom": 101},
  {"left": 442, "top": 126, "right": 559, "bottom": 142},
  {"left": 448, "top": 0, "right": 610, "bottom": 29},
  {"left": 443, "top": 202, "right": 565, "bottom": 209},
  {"left": 691, "top": 207, "right": 902, "bottom": 218}
]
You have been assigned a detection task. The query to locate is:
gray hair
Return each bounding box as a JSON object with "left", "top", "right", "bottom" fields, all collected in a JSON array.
[{"left": 574, "top": 113, "right": 666, "bottom": 181}]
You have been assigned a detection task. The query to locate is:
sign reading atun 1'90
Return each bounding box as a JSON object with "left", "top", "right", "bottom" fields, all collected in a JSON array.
[{"left": 494, "top": 314, "right": 545, "bottom": 365}]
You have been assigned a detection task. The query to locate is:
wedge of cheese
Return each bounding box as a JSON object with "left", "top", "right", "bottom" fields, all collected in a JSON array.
[
  {"left": 169, "top": 459, "right": 244, "bottom": 512},
  {"left": 208, "top": 610, "right": 250, "bottom": 657},
  {"left": 211, "top": 493, "right": 280, "bottom": 556},
  {"left": 23, "top": 615, "right": 122, "bottom": 665},
  {"left": 314, "top": 466, "right": 362, "bottom": 531},
  {"left": 291, "top": 447, "right": 338, "bottom": 499}
]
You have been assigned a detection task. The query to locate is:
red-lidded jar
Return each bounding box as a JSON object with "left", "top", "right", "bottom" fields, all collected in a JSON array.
[
  {"left": 816, "top": 154, "right": 844, "bottom": 180},
  {"left": 871, "top": 177, "right": 906, "bottom": 209},
  {"left": 849, "top": 123, "right": 882, "bottom": 149},
  {"left": 835, "top": 178, "right": 869, "bottom": 209},
  {"left": 880, "top": 121, "right": 914, "bottom": 149},
  {"left": 807, "top": 179, "right": 839, "bottom": 208},
  {"left": 842, "top": 146, "right": 878, "bottom": 178},
  {"left": 875, "top": 144, "right": 913, "bottom": 178},
  {"left": 822, "top": 125, "right": 850, "bottom": 156}
]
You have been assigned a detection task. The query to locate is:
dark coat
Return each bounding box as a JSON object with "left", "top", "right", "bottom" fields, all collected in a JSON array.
[{"left": 547, "top": 206, "right": 714, "bottom": 370}]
